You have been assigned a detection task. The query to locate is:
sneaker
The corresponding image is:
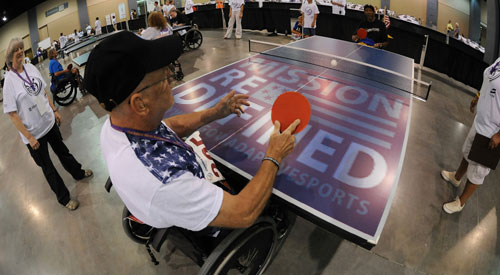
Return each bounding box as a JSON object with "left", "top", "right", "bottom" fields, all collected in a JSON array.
[
  {"left": 443, "top": 197, "right": 464, "bottom": 214},
  {"left": 440, "top": 170, "right": 461, "bottom": 187},
  {"left": 65, "top": 199, "right": 79, "bottom": 211},
  {"left": 83, "top": 169, "right": 93, "bottom": 178}
]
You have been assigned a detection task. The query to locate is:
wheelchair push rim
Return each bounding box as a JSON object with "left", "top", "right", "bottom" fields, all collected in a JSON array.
[
  {"left": 198, "top": 217, "right": 278, "bottom": 275},
  {"left": 53, "top": 81, "right": 77, "bottom": 106},
  {"left": 185, "top": 29, "right": 203, "bottom": 50}
]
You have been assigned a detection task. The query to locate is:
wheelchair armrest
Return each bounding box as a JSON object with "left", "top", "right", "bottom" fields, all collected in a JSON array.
[{"left": 105, "top": 177, "right": 113, "bottom": 192}]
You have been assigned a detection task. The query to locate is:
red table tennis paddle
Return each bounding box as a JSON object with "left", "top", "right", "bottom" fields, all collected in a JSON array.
[
  {"left": 271, "top": 91, "right": 311, "bottom": 134},
  {"left": 357, "top": 28, "right": 368, "bottom": 39}
]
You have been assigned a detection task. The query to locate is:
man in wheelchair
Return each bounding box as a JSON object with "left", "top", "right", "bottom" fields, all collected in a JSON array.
[
  {"left": 84, "top": 31, "right": 299, "bottom": 234},
  {"left": 48, "top": 48, "right": 85, "bottom": 95}
]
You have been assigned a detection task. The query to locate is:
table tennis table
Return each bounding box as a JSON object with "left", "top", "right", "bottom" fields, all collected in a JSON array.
[
  {"left": 63, "top": 31, "right": 124, "bottom": 55},
  {"left": 165, "top": 36, "right": 416, "bottom": 248}
]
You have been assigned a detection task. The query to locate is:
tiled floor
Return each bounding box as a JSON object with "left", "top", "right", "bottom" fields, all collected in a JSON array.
[{"left": 0, "top": 29, "right": 498, "bottom": 275}]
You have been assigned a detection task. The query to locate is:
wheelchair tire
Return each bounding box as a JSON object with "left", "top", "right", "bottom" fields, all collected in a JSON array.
[
  {"left": 122, "top": 206, "right": 154, "bottom": 245},
  {"left": 53, "top": 82, "right": 77, "bottom": 106},
  {"left": 185, "top": 29, "right": 203, "bottom": 50},
  {"left": 198, "top": 217, "right": 278, "bottom": 275}
]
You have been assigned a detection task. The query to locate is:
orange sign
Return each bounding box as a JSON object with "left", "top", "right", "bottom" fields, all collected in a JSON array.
[{"left": 216, "top": 0, "right": 223, "bottom": 9}]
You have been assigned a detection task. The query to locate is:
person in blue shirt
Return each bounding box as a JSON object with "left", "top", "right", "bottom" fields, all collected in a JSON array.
[{"left": 48, "top": 48, "right": 85, "bottom": 94}]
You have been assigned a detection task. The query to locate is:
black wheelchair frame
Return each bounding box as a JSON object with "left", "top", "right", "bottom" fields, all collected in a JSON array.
[
  {"left": 104, "top": 165, "right": 295, "bottom": 274},
  {"left": 49, "top": 73, "right": 86, "bottom": 106},
  {"left": 173, "top": 25, "right": 203, "bottom": 51}
]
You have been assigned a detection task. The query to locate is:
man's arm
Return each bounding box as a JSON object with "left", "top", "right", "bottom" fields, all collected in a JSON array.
[
  {"left": 209, "top": 120, "right": 300, "bottom": 228},
  {"left": 331, "top": 1, "right": 344, "bottom": 6},
  {"left": 374, "top": 21, "right": 389, "bottom": 48},
  {"left": 240, "top": 4, "right": 244, "bottom": 18},
  {"left": 163, "top": 90, "right": 249, "bottom": 137}
]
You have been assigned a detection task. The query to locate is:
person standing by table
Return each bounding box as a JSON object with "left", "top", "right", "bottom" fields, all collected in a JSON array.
[
  {"left": 301, "top": 0, "right": 319, "bottom": 38},
  {"left": 446, "top": 20, "right": 454, "bottom": 35},
  {"left": 453, "top": 22, "right": 460, "bottom": 38},
  {"left": 153, "top": 1, "right": 161, "bottom": 12},
  {"left": 224, "top": 0, "right": 245, "bottom": 39},
  {"left": 441, "top": 57, "right": 500, "bottom": 214},
  {"left": 95, "top": 17, "right": 102, "bottom": 35},
  {"left": 331, "top": 0, "right": 346, "bottom": 15},
  {"left": 83, "top": 31, "right": 300, "bottom": 231},
  {"left": 3, "top": 38, "right": 93, "bottom": 211},
  {"left": 184, "top": 0, "right": 195, "bottom": 25}
]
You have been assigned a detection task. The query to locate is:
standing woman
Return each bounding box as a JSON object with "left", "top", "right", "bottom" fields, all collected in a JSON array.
[
  {"left": 2, "top": 38, "right": 92, "bottom": 211},
  {"left": 224, "top": 0, "right": 245, "bottom": 39}
]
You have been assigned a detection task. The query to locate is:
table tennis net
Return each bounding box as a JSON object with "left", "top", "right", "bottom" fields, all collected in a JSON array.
[{"left": 249, "top": 39, "right": 431, "bottom": 101}]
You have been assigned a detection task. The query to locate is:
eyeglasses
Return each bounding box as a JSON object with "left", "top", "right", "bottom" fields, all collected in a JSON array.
[{"left": 129, "top": 69, "right": 174, "bottom": 104}]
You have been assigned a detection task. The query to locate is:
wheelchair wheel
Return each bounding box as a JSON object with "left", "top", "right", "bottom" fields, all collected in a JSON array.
[
  {"left": 198, "top": 217, "right": 278, "bottom": 275},
  {"left": 185, "top": 29, "right": 203, "bottom": 50},
  {"left": 53, "top": 81, "right": 77, "bottom": 106},
  {"left": 122, "top": 206, "right": 154, "bottom": 244}
]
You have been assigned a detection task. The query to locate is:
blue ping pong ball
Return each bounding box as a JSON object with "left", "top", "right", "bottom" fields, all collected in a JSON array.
[{"left": 331, "top": 59, "right": 338, "bottom": 67}]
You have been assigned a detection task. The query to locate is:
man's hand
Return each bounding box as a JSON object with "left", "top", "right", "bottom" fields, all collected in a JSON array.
[
  {"left": 54, "top": 110, "right": 62, "bottom": 126},
  {"left": 28, "top": 136, "right": 40, "bottom": 150},
  {"left": 489, "top": 133, "right": 500, "bottom": 149},
  {"left": 352, "top": 34, "right": 359, "bottom": 42},
  {"left": 374, "top": 43, "right": 382, "bottom": 48},
  {"left": 470, "top": 97, "right": 478, "bottom": 113},
  {"left": 266, "top": 120, "right": 300, "bottom": 163},
  {"left": 213, "top": 90, "right": 250, "bottom": 119},
  {"left": 240, "top": 12, "right": 243, "bottom": 18}
]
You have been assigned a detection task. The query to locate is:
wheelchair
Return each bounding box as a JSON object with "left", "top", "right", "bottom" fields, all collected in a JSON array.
[
  {"left": 50, "top": 73, "right": 85, "bottom": 106},
  {"left": 105, "top": 172, "right": 295, "bottom": 275},
  {"left": 173, "top": 25, "right": 203, "bottom": 51}
]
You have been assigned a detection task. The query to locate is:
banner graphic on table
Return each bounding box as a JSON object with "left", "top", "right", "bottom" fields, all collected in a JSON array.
[{"left": 165, "top": 54, "right": 411, "bottom": 237}]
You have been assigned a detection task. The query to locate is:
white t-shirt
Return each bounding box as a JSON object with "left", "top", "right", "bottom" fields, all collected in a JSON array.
[
  {"left": 331, "top": 0, "right": 346, "bottom": 15},
  {"left": 166, "top": 4, "right": 175, "bottom": 14},
  {"left": 100, "top": 118, "right": 223, "bottom": 230},
  {"left": 59, "top": 35, "right": 68, "bottom": 48},
  {"left": 162, "top": 4, "right": 169, "bottom": 16},
  {"left": 112, "top": 17, "right": 117, "bottom": 25},
  {"left": 185, "top": 0, "right": 194, "bottom": 14},
  {"left": 301, "top": 2, "right": 319, "bottom": 28},
  {"left": 3, "top": 64, "right": 55, "bottom": 144},
  {"left": 474, "top": 57, "right": 500, "bottom": 138},
  {"left": 95, "top": 20, "right": 102, "bottom": 31},
  {"left": 229, "top": 0, "right": 244, "bottom": 12},
  {"left": 141, "top": 27, "right": 162, "bottom": 40}
]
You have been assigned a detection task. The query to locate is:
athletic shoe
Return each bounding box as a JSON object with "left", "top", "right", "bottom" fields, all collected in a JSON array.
[
  {"left": 65, "top": 199, "right": 79, "bottom": 211},
  {"left": 443, "top": 197, "right": 464, "bottom": 214},
  {"left": 440, "top": 170, "right": 461, "bottom": 187}
]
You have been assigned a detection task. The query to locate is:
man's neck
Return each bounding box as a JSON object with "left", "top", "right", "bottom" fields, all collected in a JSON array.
[{"left": 110, "top": 113, "right": 161, "bottom": 132}]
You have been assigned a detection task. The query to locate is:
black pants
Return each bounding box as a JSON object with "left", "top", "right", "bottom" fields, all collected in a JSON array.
[{"left": 27, "top": 123, "right": 85, "bottom": 206}]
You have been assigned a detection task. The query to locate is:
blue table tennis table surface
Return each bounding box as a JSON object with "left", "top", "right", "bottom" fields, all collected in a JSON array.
[{"left": 166, "top": 36, "right": 414, "bottom": 246}]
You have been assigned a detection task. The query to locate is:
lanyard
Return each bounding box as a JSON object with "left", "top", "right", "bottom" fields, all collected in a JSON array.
[
  {"left": 13, "top": 66, "right": 35, "bottom": 91},
  {"left": 490, "top": 61, "right": 500, "bottom": 75},
  {"left": 110, "top": 120, "right": 192, "bottom": 152}
]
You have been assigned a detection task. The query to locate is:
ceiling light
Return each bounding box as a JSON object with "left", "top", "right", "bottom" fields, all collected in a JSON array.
[{"left": 2, "top": 16, "right": 6, "bottom": 22}]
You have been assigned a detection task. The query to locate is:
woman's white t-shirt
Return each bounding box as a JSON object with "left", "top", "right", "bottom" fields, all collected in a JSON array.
[{"left": 3, "top": 64, "right": 55, "bottom": 144}]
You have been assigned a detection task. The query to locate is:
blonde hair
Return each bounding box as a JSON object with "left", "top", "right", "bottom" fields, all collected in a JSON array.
[
  {"left": 148, "top": 11, "right": 167, "bottom": 30},
  {"left": 5, "top": 37, "right": 24, "bottom": 69}
]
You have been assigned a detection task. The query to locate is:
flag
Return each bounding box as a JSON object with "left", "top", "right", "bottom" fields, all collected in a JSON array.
[
  {"left": 383, "top": 9, "right": 390, "bottom": 29},
  {"left": 384, "top": 14, "right": 390, "bottom": 29}
]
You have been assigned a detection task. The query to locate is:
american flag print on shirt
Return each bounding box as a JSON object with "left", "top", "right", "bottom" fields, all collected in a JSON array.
[{"left": 125, "top": 124, "right": 205, "bottom": 184}]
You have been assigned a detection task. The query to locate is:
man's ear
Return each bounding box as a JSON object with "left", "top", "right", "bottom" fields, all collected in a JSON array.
[{"left": 129, "top": 93, "right": 149, "bottom": 116}]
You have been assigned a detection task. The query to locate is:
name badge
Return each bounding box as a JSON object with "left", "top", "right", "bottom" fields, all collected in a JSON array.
[
  {"left": 185, "top": 131, "right": 225, "bottom": 183},
  {"left": 35, "top": 94, "right": 48, "bottom": 116}
]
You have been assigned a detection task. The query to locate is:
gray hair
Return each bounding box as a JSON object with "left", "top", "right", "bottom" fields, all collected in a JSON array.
[{"left": 5, "top": 37, "right": 23, "bottom": 69}]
